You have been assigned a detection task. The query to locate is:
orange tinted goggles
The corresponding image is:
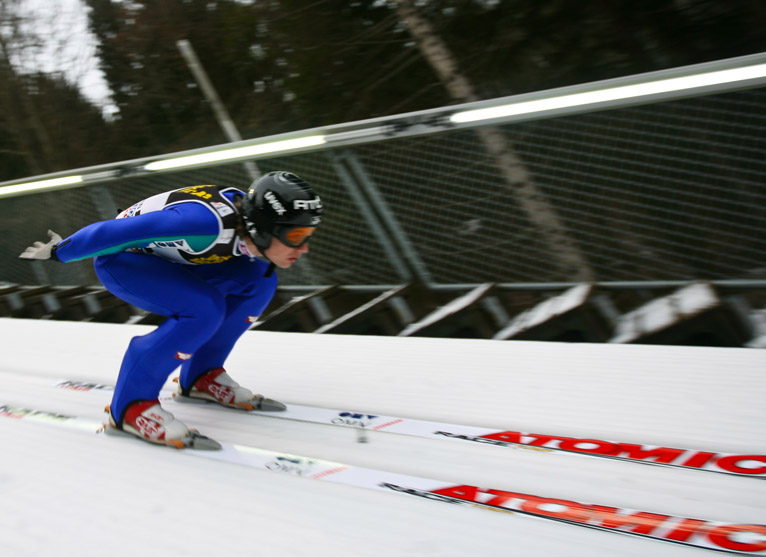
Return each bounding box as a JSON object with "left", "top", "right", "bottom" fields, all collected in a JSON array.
[{"left": 275, "top": 226, "right": 315, "bottom": 248}]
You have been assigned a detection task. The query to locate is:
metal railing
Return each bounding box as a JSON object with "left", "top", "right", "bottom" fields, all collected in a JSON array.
[{"left": 2, "top": 53, "right": 765, "bottom": 290}]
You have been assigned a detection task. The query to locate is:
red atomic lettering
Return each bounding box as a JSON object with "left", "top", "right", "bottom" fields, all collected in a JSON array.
[
  {"left": 519, "top": 496, "right": 591, "bottom": 522},
  {"left": 707, "top": 524, "right": 766, "bottom": 553},
  {"left": 681, "top": 451, "right": 717, "bottom": 468},
  {"left": 615, "top": 444, "right": 686, "bottom": 464},
  {"left": 715, "top": 455, "right": 766, "bottom": 475},
  {"left": 588, "top": 505, "right": 671, "bottom": 535},
  {"left": 663, "top": 518, "right": 709, "bottom": 542},
  {"left": 557, "top": 438, "right": 620, "bottom": 454},
  {"left": 479, "top": 431, "right": 524, "bottom": 444},
  {"left": 429, "top": 485, "right": 480, "bottom": 502}
]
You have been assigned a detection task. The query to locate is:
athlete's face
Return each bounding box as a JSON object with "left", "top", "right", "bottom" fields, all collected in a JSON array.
[
  {"left": 264, "top": 236, "right": 311, "bottom": 268},
  {"left": 238, "top": 206, "right": 315, "bottom": 267}
]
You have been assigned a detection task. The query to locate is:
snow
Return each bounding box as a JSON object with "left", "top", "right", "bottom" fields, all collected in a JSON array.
[
  {"left": 399, "top": 283, "right": 494, "bottom": 337},
  {"left": 1, "top": 317, "right": 764, "bottom": 557},
  {"left": 610, "top": 282, "right": 721, "bottom": 343},
  {"left": 495, "top": 283, "right": 592, "bottom": 339}
]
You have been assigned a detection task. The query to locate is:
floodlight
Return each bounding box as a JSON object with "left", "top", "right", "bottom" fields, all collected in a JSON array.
[
  {"left": 144, "top": 135, "right": 327, "bottom": 171},
  {"left": 451, "top": 63, "right": 766, "bottom": 124},
  {"left": 0, "top": 175, "right": 84, "bottom": 198}
]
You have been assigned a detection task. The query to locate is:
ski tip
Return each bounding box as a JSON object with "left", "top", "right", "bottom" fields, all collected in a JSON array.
[
  {"left": 185, "top": 432, "right": 222, "bottom": 451},
  {"left": 250, "top": 396, "right": 287, "bottom": 412},
  {"left": 103, "top": 423, "right": 222, "bottom": 450}
]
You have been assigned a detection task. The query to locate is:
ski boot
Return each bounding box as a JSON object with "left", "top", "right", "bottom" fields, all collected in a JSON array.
[
  {"left": 174, "top": 367, "right": 286, "bottom": 411},
  {"left": 104, "top": 400, "right": 221, "bottom": 450}
]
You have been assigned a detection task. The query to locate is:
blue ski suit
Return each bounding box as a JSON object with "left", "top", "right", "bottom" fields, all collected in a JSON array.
[{"left": 53, "top": 185, "right": 277, "bottom": 423}]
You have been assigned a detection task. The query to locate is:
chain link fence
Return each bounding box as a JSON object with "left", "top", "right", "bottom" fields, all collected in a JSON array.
[{"left": 2, "top": 57, "right": 765, "bottom": 291}]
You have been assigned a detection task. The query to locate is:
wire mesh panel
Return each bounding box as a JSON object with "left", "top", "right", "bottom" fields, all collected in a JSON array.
[
  {"left": 349, "top": 134, "right": 561, "bottom": 283},
  {"left": 2, "top": 86, "right": 765, "bottom": 287},
  {"left": 339, "top": 88, "right": 766, "bottom": 284},
  {"left": 530, "top": 89, "right": 766, "bottom": 282}
]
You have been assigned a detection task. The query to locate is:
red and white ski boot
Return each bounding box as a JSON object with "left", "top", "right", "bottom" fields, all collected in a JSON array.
[
  {"left": 175, "top": 368, "right": 286, "bottom": 411},
  {"left": 105, "top": 400, "right": 221, "bottom": 450}
]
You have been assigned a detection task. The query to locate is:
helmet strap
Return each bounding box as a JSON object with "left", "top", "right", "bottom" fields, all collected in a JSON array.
[{"left": 236, "top": 235, "right": 276, "bottom": 276}]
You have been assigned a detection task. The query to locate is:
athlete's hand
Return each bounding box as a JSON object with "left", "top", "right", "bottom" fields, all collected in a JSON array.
[{"left": 19, "top": 229, "right": 63, "bottom": 260}]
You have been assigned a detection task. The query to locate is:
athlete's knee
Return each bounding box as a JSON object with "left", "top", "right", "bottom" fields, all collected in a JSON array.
[{"left": 181, "top": 290, "right": 226, "bottom": 327}]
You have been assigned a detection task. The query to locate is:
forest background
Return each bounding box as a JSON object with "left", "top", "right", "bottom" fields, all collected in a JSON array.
[{"left": 1, "top": 0, "right": 765, "bottom": 182}]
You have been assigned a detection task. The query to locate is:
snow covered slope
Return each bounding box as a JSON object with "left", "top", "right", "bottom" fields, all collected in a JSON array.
[{"left": 1, "top": 317, "right": 764, "bottom": 557}]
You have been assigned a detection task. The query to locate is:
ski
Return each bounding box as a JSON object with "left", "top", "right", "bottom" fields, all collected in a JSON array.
[
  {"left": 102, "top": 421, "right": 222, "bottom": 450},
  {"left": 53, "top": 379, "right": 766, "bottom": 479},
  {"left": 2, "top": 401, "right": 765, "bottom": 555}
]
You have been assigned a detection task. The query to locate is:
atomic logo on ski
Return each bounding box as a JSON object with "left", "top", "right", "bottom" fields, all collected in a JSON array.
[
  {"left": 53, "top": 379, "right": 766, "bottom": 479},
  {"left": 5, "top": 399, "right": 765, "bottom": 554},
  {"left": 383, "top": 483, "right": 766, "bottom": 554},
  {"left": 434, "top": 430, "right": 766, "bottom": 477}
]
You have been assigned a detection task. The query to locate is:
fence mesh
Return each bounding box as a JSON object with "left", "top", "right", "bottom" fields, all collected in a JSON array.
[{"left": 2, "top": 87, "right": 765, "bottom": 288}]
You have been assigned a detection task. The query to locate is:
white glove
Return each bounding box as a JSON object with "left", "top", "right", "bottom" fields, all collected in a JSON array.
[{"left": 19, "top": 229, "right": 63, "bottom": 260}]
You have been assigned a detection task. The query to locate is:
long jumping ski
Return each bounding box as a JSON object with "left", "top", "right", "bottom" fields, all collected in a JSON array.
[
  {"left": 53, "top": 379, "right": 766, "bottom": 479},
  {"left": 2, "top": 401, "right": 765, "bottom": 555}
]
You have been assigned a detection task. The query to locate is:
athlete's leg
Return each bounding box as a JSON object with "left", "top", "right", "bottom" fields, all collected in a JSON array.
[
  {"left": 178, "top": 257, "right": 277, "bottom": 388},
  {"left": 178, "top": 288, "right": 276, "bottom": 387},
  {"left": 94, "top": 252, "right": 227, "bottom": 422}
]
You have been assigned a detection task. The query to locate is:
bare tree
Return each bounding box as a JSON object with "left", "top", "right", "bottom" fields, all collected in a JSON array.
[
  {"left": 0, "top": 0, "right": 64, "bottom": 174},
  {"left": 393, "top": 0, "right": 595, "bottom": 282}
]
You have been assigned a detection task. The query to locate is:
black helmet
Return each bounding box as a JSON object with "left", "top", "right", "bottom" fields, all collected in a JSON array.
[{"left": 241, "top": 171, "right": 323, "bottom": 251}]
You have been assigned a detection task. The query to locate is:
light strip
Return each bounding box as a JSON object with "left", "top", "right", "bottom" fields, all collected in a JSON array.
[
  {"left": 144, "top": 135, "right": 327, "bottom": 171},
  {"left": 451, "top": 63, "right": 766, "bottom": 124},
  {"left": 0, "top": 175, "right": 83, "bottom": 198}
]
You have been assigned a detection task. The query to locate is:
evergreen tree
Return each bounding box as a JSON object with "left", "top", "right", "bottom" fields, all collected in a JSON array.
[
  {"left": 5, "top": 0, "right": 765, "bottom": 173},
  {"left": 0, "top": 0, "right": 114, "bottom": 180}
]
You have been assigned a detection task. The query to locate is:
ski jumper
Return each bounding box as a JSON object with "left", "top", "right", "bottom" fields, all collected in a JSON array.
[{"left": 53, "top": 185, "right": 277, "bottom": 423}]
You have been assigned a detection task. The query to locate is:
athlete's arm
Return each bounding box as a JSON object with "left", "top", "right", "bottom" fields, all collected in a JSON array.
[{"left": 52, "top": 203, "right": 221, "bottom": 262}]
